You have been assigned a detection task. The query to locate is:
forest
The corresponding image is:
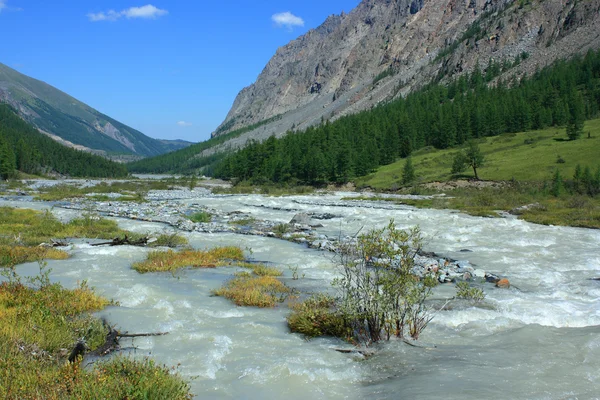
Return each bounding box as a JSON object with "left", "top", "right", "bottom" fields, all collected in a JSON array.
[
  {"left": 211, "top": 50, "right": 600, "bottom": 185},
  {"left": 0, "top": 105, "right": 128, "bottom": 179}
]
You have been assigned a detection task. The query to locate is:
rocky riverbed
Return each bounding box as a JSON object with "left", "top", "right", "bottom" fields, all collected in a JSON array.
[{"left": 9, "top": 181, "right": 509, "bottom": 288}]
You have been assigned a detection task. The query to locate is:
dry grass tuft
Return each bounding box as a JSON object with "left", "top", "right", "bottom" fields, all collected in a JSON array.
[
  {"left": 132, "top": 246, "right": 245, "bottom": 273},
  {"left": 212, "top": 272, "right": 291, "bottom": 308}
]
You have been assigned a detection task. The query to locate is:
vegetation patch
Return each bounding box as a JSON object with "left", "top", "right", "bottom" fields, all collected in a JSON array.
[
  {"left": 212, "top": 272, "right": 291, "bottom": 308},
  {"left": 455, "top": 282, "right": 485, "bottom": 301},
  {"left": 228, "top": 218, "right": 256, "bottom": 226},
  {"left": 0, "top": 269, "right": 191, "bottom": 399},
  {"left": 188, "top": 211, "right": 212, "bottom": 223},
  {"left": 0, "top": 245, "right": 69, "bottom": 266},
  {"left": 236, "top": 261, "right": 283, "bottom": 277},
  {"left": 132, "top": 247, "right": 245, "bottom": 273},
  {"left": 287, "top": 294, "right": 350, "bottom": 339}
]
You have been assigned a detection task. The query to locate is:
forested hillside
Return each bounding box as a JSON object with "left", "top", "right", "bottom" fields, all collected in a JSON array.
[
  {"left": 211, "top": 50, "right": 600, "bottom": 185},
  {"left": 0, "top": 105, "right": 128, "bottom": 179}
]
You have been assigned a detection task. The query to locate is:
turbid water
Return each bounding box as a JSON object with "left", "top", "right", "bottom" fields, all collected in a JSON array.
[{"left": 3, "top": 190, "right": 599, "bottom": 399}]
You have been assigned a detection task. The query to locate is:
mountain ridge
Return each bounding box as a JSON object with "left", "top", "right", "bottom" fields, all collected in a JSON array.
[
  {"left": 210, "top": 0, "right": 600, "bottom": 149},
  {"left": 0, "top": 63, "right": 192, "bottom": 158}
]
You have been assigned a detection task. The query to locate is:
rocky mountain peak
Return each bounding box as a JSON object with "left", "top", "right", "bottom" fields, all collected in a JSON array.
[{"left": 210, "top": 0, "right": 600, "bottom": 153}]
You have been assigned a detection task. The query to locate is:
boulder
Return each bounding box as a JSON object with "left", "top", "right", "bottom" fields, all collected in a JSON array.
[
  {"left": 495, "top": 278, "right": 510, "bottom": 289},
  {"left": 290, "top": 213, "right": 311, "bottom": 225}
]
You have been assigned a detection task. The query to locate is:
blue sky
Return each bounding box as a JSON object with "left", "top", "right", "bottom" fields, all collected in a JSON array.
[{"left": 0, "top": 1, "right": 360, "bottom": 142}]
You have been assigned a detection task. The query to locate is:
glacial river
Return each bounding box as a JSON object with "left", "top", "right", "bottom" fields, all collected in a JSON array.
[{"left": 3, "top": 191, "right": 600, "bottom": 399}]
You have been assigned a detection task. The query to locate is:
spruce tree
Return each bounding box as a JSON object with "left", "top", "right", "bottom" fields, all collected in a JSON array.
[
  {"left": 566, "top": 90, "right": 585, "bottom": 140},
  {"left": 402, "top": 157, "right": 415, "bottom": 185}
]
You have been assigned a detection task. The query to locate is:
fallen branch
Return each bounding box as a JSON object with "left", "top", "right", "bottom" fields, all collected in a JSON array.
[
  {"left": 91, "top": 235, "right": 149, "bottom": 247},
  {"left": 117, "top": 332, "right": 169, "bottom": 338},
  {"left": 334, "top": 348, "right": 374, "bottom": 357}
]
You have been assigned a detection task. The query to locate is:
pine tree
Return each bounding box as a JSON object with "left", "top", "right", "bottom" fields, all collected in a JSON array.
[
  {"left": 566, "top": 90, "right": 585, "bottom": 140},
  {"left": 402, "top": 157, "right": 415, "bottom": 185}
]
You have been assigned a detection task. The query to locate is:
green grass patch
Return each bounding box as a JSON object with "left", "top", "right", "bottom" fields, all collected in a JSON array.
[
  {"left": 357, "top": 119, "right": 600, "bottom": 189},
  {"left": 188, "top": 211, "right": 212, "bottom": 223},
  {"left": 132, "top": 247, "right": 245, "bottom": 273},
  {"left": 228, "top": 218, "right": 256, "bottom": 226},
  {"left": 287, "top": 294, "right": 350, "bottom": 339},
  {"left": 0, "top": 207, "right": 185, "bottom": 266},
  {"left": 212, "top": 272, "right": 291, "bottom": 308},
  {"left": 235, "top": 262, "right": 283, "bottom": 277}
]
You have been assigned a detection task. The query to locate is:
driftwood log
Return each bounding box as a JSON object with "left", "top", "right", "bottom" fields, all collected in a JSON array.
[
  {"left": 73, "top": 319, "right": 169, "bottom": 361},
  {"left": 91, "top": 235, "right": 149, "bottom": 247}
]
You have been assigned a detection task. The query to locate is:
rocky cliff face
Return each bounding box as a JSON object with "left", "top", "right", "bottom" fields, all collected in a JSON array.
[{"left": 212, "top": 0, "right": 600, "bottom": 149}]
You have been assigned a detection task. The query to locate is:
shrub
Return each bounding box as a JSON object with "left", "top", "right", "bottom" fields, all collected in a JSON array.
[
  {"left": 455, "top": 282, "right": 485, "bottom": 301},
  {"left": 334, "top": 221, "right": 436, "bottom": 345}
]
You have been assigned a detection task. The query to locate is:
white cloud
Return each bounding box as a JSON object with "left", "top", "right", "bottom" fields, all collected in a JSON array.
[
  {"left": 122, "top": 5, "right": 168, "bottom": 19},
  {"left": 87, "top": 4, "right": 168, "bottom": 22},
  {"left": 0, "top": 1, "right": 6, "bottom": 12},
  {"left": 177, "top": 121, "right": 192, "bottom": 127},
  {"left": 272, "top": 12, "right": 304, "bottom": 29}
]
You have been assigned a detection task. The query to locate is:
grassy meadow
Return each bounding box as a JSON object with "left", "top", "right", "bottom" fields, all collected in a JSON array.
[
  {"left": 354, "top": 120, "right": 600, "bottom": 228},
  {"left": 357, "top": 119, "right": 600, "bottom": 188}
]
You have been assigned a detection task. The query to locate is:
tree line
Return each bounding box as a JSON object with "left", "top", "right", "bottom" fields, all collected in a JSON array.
[
  {"left": 212, "top": 49, "right": 600, "bottom": 185},
  {"left": 0, "top": 105, "right": 128, "bottom": 179}
]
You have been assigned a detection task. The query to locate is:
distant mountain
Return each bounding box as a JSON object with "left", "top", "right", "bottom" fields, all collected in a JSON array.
[
  {"left": 0, "top": 63, "right": 190, "bottom": 157},
  {"left": 211, "top": 0, "right": 600, "bottom": 148},
  {"left": 0, "top": 104, "right": 128, "bottom": 179}
]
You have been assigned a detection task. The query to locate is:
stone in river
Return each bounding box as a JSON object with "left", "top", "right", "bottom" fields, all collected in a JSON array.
[
  {"left": 495, "top": 278, "right": 510, "bottom": 289},
  {"left": 290, "top": 213, "right": 311, "bottom": 225}
]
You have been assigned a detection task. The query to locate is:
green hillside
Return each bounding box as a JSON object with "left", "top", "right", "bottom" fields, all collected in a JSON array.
[
  {"left": 358, "top": 119, "right": 600, "bottom": 189},
  {"left": 0, "top": 105, "right": 127, "bottom": 178},
  {"left": 0, "top": 63, "right": 189, "bottom": 157}
]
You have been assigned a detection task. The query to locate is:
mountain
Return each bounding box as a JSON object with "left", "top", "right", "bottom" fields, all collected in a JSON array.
[
  {"left": 0, "top": 104, "right": 128, "bottom": 179},
  {"left": 0, "top": 63, "right": 191, "bottom": 157},
  {"left": 210, "top": 0, "right": 600, "bottom": 150}
]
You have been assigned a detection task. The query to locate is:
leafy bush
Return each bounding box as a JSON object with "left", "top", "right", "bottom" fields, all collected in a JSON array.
[
  {"left": 455, "top": 282, "right": 485, "bottom": 301},
  {"left": 334, "top": 221, "right": 436, "bottom": 345}
]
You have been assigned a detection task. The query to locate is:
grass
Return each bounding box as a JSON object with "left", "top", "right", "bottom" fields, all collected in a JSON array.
[
  {"left": 188, "top": 211, "right": 212, "bottom": 223},
  {"left": 356, "top": 119, "right": 600, "bottom": 189},
  {"left": 236, "top": 261, "right": 283, "bottom": 277},
  {"left": 212, "top": 271, "right": 291, "bottom": 308},
  {"left": 33, "top": 179, "right": 180, "bottom": 202},
  {"left": 228, "top": 218, "right": 256, "bottom": 226},
  {"left": 286, "top": 294, "right": 350, "bottom": 339},
  {"left": 0, "top": 272, "right": 191, "bottom": 399},
  {"left": 0, "top": 207, "right": 188, "bottom": 266},
  {"left": 0, "top": 245, "right": 69, "bottom": 266},
  {"left": 212, "top": 184, "right": 315, "bottom": 196},
  {"left": 132, "top": 246, "right": 245, "bottom": 273},
  {"left": 351, "top": 120, "right": 600, "bottom": 228}
]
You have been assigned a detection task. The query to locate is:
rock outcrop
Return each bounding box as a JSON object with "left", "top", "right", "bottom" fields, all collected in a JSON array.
[{"left": 210, "top": 0, "right": 600, "bottom": 154}]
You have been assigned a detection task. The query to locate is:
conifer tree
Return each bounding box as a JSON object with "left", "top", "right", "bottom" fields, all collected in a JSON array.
[{"left": 402, "top": 157, "right": 415, "bottom": 185}]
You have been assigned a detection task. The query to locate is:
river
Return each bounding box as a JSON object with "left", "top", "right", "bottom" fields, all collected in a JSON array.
[{"left": 3, "top": 190, "right": 599, "bottom": 399}]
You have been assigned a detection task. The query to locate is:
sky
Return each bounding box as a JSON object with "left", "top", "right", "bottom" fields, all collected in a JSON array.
[{"left": 0, "top": 1, "right": 360, "bottom": 143}]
